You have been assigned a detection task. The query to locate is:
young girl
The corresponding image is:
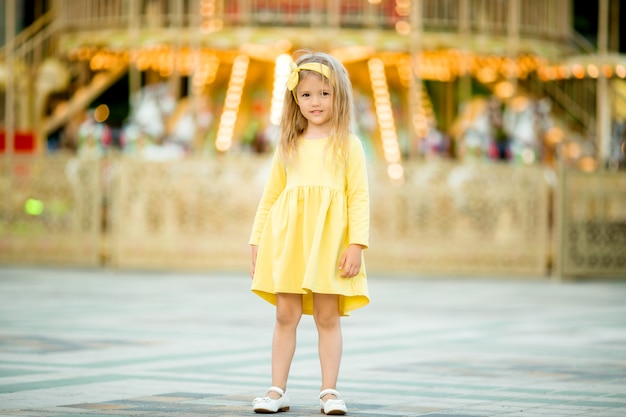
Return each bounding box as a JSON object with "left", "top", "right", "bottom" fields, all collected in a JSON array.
[{"left": 249, "top": 50, "right": 370, "bottom": 415}]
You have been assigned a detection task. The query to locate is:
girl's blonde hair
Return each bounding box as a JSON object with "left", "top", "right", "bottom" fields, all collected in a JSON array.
[{"left": 278, "top": 49, "right": 354, "bottom": 163}]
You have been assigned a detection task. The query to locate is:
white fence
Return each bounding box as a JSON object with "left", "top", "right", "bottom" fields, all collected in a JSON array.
[{"left": 0, "top": 155, "right": 568, "bottom": 277}]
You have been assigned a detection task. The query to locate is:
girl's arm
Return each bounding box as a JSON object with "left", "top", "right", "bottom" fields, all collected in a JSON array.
[
  {"left": 345, "top": 136, "right": 370, "bottom": 249},
  {"left": 249, "top": 150, "right": 287, "bottom": 246},
  {"left": 339, "top": 136, "right": 369, "bottom": 278},
  {"left": 249, "top": 150, "right": 286, "bottom": 279}
]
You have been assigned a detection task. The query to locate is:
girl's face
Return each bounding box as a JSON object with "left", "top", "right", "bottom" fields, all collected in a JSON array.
[{"left": 295, "top": 72, "right": 332, "bottom": 135}]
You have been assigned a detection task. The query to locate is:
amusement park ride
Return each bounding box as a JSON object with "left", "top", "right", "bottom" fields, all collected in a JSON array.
[
  {"left": 1, "top": 1, "right": 625, "bottom": 278},
  {"left": 1, "top": 0, "right": 624, "bottom": 172}
]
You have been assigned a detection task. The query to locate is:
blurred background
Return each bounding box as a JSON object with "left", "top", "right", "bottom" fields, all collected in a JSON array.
[{"left": 0, "top": 0, "right": 624, "bottom": 279}]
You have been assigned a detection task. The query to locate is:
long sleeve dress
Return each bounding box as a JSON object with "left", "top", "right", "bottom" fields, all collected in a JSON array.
[{"left": 249, "top": 134, "right": 370, "bottom": 316}]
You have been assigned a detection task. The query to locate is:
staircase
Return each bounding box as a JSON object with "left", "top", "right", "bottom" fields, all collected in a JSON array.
[
  {"left": 42, "top": 65, "right": 128, "bottom": 137},
  {"left": 1, "top": 9, "right": 127, "bottom": 149}
]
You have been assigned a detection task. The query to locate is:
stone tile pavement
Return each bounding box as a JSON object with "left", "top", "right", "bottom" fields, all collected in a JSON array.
[{"left": 0, "top": 266, "right": 625, "bottom": 417}]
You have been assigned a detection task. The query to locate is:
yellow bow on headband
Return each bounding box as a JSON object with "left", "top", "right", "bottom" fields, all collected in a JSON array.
[{"left": 287, "top": 62, "right": 332, "bottom": 102}]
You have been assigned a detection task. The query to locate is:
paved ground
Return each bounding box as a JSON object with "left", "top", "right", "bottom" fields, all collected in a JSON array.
[{"left": 0, "top": 266, "right": 625, "bottom": 417}]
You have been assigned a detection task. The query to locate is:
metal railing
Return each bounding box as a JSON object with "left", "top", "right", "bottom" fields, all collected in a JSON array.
[
  {"left": 3, "top": 154, "right": 623, "bottom": 279},
  {"left": 1, "top": 9, "right": 59, "bottom": 128},
  {"left": 554, "top": 166, "right": 626, "bottom": 279},
  {"left": 523, "top": 73, "right": 596, "bottom": 135},
  {"left": 0, "top": 9, "right": 57, "bottom": 65},
  {"left": 0, "top": 155, "right": 544, "bottom": 276},
  {"left": 53, "top": 0, "right": 572, "bottom": 43}
]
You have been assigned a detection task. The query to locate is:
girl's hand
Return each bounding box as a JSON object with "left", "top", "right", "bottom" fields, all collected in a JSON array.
[
  {"left": 250, "top": 245, "right": 259, "bottom": 279},
  {"left": 339, "top": 244, "right": 363, "bottom": 278}
]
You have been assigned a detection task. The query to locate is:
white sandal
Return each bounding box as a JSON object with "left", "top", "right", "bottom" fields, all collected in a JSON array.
[
  {"left": 319, "top": 388, "right": 347, "bottom": 415},
  {"left": 253, "top": 386, "right": 290, "bottom": 413}
]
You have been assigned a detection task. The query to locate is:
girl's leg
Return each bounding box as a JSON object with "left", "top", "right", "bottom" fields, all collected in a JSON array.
[
  {"left": 312, "top": 293, "right": 342, "bottom": 400},
  {"left": 269, "top": 293, "right": 302, "bottom": 397}
]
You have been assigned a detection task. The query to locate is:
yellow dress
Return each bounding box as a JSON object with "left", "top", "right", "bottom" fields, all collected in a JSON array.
[{"left": 249, "top": 134, "right": 370, "bottom": 316}]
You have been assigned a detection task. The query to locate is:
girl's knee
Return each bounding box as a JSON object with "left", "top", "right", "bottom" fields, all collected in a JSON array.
[
  {"left": 313, "top": 297, "right": 341, "bottom": 329},
  {"left": 275, "top": 307, "right": 301, "bottom": 327},
  {"left": 275, "top": 294, "right": 302, "bottom": 327},
  {"left": 314, "top": 312, "right": 340, "bottom": 330},
  {"left": 313, "top": 293, "right": 339, "bottom": 315}
]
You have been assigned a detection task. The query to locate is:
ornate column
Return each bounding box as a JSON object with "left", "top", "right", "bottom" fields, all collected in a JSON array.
[
  {"left": 408, "top": 0, "right": 422, "bottom": 159},
  {"left": 128, "top": 0, "right": 141, "bottom": 100},
  {"left": 507, "top": 0, "right": 520, "bottom": 96},
  {"left": 458, "top": 0, "right": 471, "bottom": 108},
  {"left": 596, "top": 0, "right": 611, "bottom": 166},
  {"left": 4, "top": 0, "right": 15, "bottom": 157}
]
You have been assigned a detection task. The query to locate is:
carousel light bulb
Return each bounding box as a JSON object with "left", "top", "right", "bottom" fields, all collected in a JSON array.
[
  {"left": 395, "top": 0, "right": 411, "bottom": 16},
  {"left": 368, "top": 57, "right": 403, "bottom": 180},
  {"left": 587, "top": 64, "right": 599, "bottom": 78},
  {"left": 270, "top": 54, "right": 291, "bottom": 126},
  {"left": 558, "top": 65, "right": 571, "bottom": 79},
  {"left": 494, "top": 81, "right": 514, "bottom": 99},
  {"left": 545, "top": 127, "right": 564, "bottom": 145},
  {"left": 579, "top": 156, "right": 596, "bottom": 172},
  {"left": 395, "top": 20, "right": 411, "bottom": 35},
  {"left": 387, "top": 163, "right": 404, "bottom": 181},
  {"left": 567, "top": 143, "right": 581, "bottom": 159},
  {"left": 215, "top": 55, "right": 249, "bottom": 152},
  {"left": 93, "top": 104, "right": 110, "bottom": 123},
  {"left": 476, "top": 67, "right": 497, "bottom": 83}
]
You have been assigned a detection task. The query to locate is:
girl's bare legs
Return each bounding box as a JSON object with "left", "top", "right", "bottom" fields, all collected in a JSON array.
[
  {"left": 313, "top": 293, "right": 342, "bottom": 401},
  {"left": 269, "top": 293, "right": 302, "bottom": 398}
]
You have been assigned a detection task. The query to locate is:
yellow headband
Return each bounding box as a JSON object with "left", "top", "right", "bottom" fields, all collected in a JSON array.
[{"left": 287, "top": 62, "right": 332, "bottom": 103}]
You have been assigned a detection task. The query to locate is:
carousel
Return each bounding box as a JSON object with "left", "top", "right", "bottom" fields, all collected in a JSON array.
[{"left": 2, "top": 0, "right": 624, "bottom": 178}]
